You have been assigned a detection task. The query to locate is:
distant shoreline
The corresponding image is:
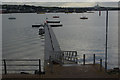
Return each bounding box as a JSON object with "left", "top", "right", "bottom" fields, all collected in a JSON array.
[
  {"left": 1, "top": 4, "right": 120, "bottom": 14},
  {"left": 1, "top": 10, "right": 119, "bottom": 14}
]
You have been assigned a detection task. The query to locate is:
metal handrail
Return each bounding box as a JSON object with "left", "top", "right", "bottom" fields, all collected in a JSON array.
[
  {"left": 2, "top": 59, "right": 41, "bottom": 74},
  {"left": 2, "top": 59, "right": 39, "bottom": 61},
  {"left": 51, "top": 51, "right": 78, "bottom": 64}
]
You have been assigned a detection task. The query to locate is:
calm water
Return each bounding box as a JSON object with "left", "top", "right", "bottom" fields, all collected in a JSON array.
[{"left": 2, "top": 11, "right": 118, "bottom": 70}]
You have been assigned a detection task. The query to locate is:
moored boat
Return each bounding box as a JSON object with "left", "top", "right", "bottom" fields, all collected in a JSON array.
[
  {"left": 46, "top": 20, "right": 60, "bottom": 23},
  {"left": 53, "top": 16, "right": 59, "bottom": 18},
  {"left": 8, "top": 17, "right": 16, "bottom": 20},
  {"left": 32, "top": 24, "right": 43, "bottom": 27},
  {"left": 49, "top": 24, "right": 63, "bottom": 27},
  {"left": 80, "top": 16, "right": 88, "bottom": 19}
]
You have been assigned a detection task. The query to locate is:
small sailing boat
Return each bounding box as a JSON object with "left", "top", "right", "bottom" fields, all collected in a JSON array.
[
  {"left": 8, "top": 17, "right": 16, "bottom": 20},
  {"left": 80, "top": 16, "right": 88, "bottom": 19},
  {"left": 49, "top": 23, "right": 63, "bottom": 27},
  {"left": 53, "top": 16, "right": 59, "bottom": 18},
  {"left": 46, "top": 20, "right": 60, "bottom": 23},
  {"left": 8, "top": 13, "right": 16, "bottom": 20},
  {"left": 80, "top": 13, "right": 88, "bottom": 20},
  {"left": 32, "top": 24, "right": 43, "bottom": 27},
  {"left": 46, "top": 20, "right": 63, "bottom": 27}
]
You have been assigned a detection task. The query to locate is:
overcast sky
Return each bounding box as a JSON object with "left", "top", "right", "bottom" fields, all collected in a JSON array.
[
  {"left": 2, "top": 1, "right": 119, "bottom": 7},
  {"left": 1, "top": 0, "right": 119, "bottom": 2}
]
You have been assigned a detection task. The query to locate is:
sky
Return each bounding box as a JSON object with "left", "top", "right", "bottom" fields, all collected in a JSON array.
[
  {"left": 1, "top": 0, "right": 119, "bottom": 2},
  {"left": 1, "top": 1, "right": 119, "bottom": 7}
]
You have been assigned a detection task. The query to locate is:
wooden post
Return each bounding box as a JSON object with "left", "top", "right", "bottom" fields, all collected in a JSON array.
[
  {"left": 75, "top": 52, "right": 77, "bottom": 63},
  {"left": 3, "top": 59, "right": 7, "bottom": 74},
  {"left": 83, "top": 54, "right": 85, "bottom": 65},
  {"left": 39, "top": 59, "right": 41, "bottom": 74},
  {"left": 93, "top": 54, "right": 95, "bottom": 64},
  {"left": 62, "top": 53, "right": 64, "bottom": 64},
  {"left": 100, "top": 59, "right": 102, "bottom": 71}
]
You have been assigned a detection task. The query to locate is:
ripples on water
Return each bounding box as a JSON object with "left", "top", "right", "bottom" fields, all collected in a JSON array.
[{"left": 2, "top": 11, "right": 118, "bottom": 73}]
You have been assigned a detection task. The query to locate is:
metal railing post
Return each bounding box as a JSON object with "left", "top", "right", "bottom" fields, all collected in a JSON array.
[
  {"left": 62, "top": 52, "right": 64, "bottom": 64},
  {"left": 39, "top": 59, "right": 41, "bottom": 74},
  {"left": 75, "top": 57, "right": 78, "bottom": 64},
  {"left": 68, "top": 52, "right": 70, "bottom": 60},
  {"left": 93, "top": 54, "right": 95, "bottom": 65},
  {"left": 3, "top": 59, "right": 7, "bottom": 74},
  {"left": 100, "top": 59, "right": 102, "bottom": 71},
  {"left": 83, "top": 54, "right": 85, "bottom": 65},
  {"left": 75, "top": 52, "right": 77, "bottom": 63}
]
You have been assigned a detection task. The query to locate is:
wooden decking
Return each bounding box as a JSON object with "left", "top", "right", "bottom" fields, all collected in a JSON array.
[
  {"left": 43, "top": 64, "right": 119, "bottom": 78},
  {"left": 2, "top": 64, "right": 119, "bottom": 79}
]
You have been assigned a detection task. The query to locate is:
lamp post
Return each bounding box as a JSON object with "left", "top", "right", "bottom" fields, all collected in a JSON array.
[{"left": 105, "top": 10, "right": 108, "bottom": 71}]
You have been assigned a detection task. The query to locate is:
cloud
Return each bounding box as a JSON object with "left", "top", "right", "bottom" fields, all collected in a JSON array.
[
  {"left": 2, "top": 2, "right": 119, "bottom": 7},
  {"left": 26, "top": 2, "right": 96, "bottom": 7},
  {"left": 27, "top": 2, "right": 118, "bottom": 7},
  {"left": 1, "top": 0, "right": 119, "bottom": 2},
  {"left": 59, "top": 2, "right": 96, "bottom": 7}
]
